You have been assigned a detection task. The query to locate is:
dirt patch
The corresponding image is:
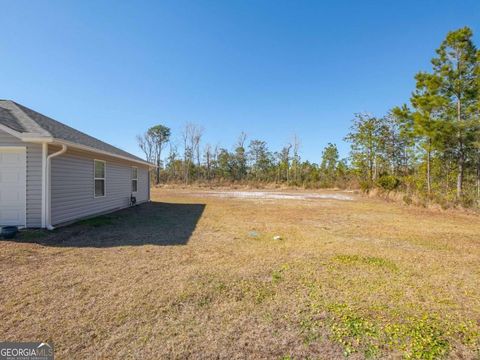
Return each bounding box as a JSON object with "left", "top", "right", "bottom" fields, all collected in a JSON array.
[{"left": 192, "top": 190, "right": 354, "bottom": 201}]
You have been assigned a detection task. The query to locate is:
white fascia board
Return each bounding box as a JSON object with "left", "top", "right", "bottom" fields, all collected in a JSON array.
[
  {"left": 53, "top": 139, "right": 155, "bottom": 167},
  {"left": 21, "top": 137, "right": 54, "bottom": 143}
]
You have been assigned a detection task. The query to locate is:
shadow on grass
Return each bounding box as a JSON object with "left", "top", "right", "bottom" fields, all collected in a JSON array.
[{"left": 15, "top": 202, "right": 206, "bottom": 248}]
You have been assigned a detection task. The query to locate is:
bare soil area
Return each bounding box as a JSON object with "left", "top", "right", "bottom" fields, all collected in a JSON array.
[
  {"left": 190, "top": 189, "right": 354, "bottom": 201},
  {"left": 1, "top": 187, "right": 479, "bottom": 359}
]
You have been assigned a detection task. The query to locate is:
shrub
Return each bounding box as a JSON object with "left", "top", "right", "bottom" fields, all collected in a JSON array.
[
  {"left": 360, "top": 180, "right": 373, "bottom": 193},
  {"left": 403, "top": 194, "right": 413, "bottom": 205},
  {"left": 376, "top": 175, "right": 401, "bottom": 192}
]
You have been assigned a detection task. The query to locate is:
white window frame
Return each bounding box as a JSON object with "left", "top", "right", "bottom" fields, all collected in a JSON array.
[
  {"left": 94, "top": 159, "right": 106, "bottom": 198},
  {"left": 131, "top": 166, "right": 138, "bottom": 193}
]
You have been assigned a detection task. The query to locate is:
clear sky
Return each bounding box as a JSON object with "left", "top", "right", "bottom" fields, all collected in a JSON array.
[{"left": 1, "top": 0, "right": 479, "bottom": 162}]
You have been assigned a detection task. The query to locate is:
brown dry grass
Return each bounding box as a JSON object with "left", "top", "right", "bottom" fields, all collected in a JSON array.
[{"left": 1, "top": 188, "right": 479, "bottom": 359}]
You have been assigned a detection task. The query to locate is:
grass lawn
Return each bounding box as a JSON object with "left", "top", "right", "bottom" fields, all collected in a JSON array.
[{"left": 1, "top": 188, "right": 479, "bottom": 359}]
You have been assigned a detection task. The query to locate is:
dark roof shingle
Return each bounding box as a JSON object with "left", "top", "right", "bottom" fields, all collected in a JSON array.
[
  {"left": 0, "top": 106, "right": 25, "bottom": 132},
  {"left": 0, "top": 100, "right": 147, "bottom": 164}
]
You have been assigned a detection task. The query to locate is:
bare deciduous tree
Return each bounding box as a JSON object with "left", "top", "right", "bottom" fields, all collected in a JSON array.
[
  {"left": 292, "top": 134, "right": 301, "bottom": 183},
  {"left": 182, "top": 123, "right": 203, "bottom": 184},
  {"left": 136, "top": 133, "right": 154, "bottom": 163}
]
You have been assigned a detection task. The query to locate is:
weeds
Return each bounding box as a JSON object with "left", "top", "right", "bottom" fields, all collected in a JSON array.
[
  {"left": 327, "top": 303, "right": 380, "bottom": 357},
  {"left": 302, "top": 300, "right": 479, "bottom": 359}
]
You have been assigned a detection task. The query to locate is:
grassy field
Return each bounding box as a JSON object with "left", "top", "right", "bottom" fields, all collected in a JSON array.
[{"left": 1, "top": 188, "right": 479, "bottom": 359}]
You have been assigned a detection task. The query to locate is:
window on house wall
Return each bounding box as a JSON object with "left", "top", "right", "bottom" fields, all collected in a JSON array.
[
  {"left": 94, "top": 160, "right": 106, "bottom": 197},
  {"left": 132, "top": 167, "right": 138, "bottom": 193}
]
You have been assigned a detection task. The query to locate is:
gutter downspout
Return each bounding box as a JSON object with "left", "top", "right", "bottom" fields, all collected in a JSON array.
[
  {"left": 41, "top": 143, "right": 48, "bottom": 228},
  {"left": 45, "top": 144, "right": 67, "bottom": 230}
]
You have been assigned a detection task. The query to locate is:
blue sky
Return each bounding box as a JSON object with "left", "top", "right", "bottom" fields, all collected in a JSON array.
[{"left": 1, "top": 1, "right": 479, "bottom": 162}]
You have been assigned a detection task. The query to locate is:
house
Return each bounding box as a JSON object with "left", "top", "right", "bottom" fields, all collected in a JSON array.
[{"left": 0, "top": 100, "right": 152, "bottom": 229}]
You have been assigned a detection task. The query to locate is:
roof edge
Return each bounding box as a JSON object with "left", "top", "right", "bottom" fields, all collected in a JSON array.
[
  {"left": 0, "top": 123, "right": 153, "bottom": 166},
  {"left": 52, "top": 139, "right": 155, "bottom": 167},
  {"left": 1, "top": 101, "right": 153, "bottom": 167}
]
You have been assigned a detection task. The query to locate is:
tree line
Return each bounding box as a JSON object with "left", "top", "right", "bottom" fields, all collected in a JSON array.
[
  {"left": 137, "top": 124, "right": 350, "bottom": 189},
  {"left": 138, "top": 27, "right": 480, "bottom": 207}
]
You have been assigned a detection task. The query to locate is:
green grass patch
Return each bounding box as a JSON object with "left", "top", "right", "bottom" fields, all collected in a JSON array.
[
  {"left": 327, "top": 303, "right": 380, "bottom": 357},
  {"left": 301, "top": 300, "right": 479, "bottom": 359},
  {"left": 271, "top": 263, "right": 290, "bottom": 284},
  {"left": 384, "top": 316, "right": 450, "bottom": 359}
]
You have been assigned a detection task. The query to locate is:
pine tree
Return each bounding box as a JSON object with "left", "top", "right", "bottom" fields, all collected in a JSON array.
[
  {"left": 409, "top": 72, "right": 447, "bottom": 195},
  {"left": 344, "top": 113, "right": 382, "bottom": 183},
  {"left": 431, "top": 27, "right": 478, "bottom": 198}
]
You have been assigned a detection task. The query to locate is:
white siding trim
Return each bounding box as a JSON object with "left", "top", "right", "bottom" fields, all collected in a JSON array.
[{"left": 0, "top": 146, "right": 27, "bottom": 150}]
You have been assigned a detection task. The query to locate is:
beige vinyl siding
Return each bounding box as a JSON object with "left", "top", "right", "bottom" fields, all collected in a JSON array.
[
  {"left": 26, "top": 143, "right": 42, "bottom": 227},
  {"left": 50, "top": 148, "right": 149, "bottom": 226},
  {"left": 0, "top": 129, "right": 42, "bottom": 227}
]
